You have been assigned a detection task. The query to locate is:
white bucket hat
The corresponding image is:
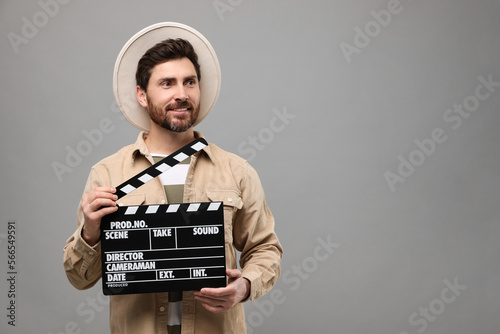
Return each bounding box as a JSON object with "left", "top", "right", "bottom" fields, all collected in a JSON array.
[{"left": 113, "top": 22, "right": 221, "bottom": 131}]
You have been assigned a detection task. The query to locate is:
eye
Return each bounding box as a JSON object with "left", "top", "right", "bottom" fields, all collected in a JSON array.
[
  {"left": 186, "top": 79, "right": 196, "bottom": 86},
  {"left": 161, "top": 81, "right": 171, "bottom": 87}
]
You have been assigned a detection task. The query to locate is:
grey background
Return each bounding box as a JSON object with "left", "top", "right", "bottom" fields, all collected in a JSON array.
[{"left": 1, "top": 0, "right": 499, "bottom": 333}]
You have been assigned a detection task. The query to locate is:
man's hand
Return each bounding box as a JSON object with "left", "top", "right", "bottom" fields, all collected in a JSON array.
[
  {"left": 194, "top": 269, "right": 250, "bottom": 313},
  {"left": 80, "top": 187, "right": 118, "bottom": 246}
]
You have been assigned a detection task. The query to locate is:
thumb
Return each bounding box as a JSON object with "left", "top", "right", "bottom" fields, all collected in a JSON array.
[{"left": 226, "top": 269, "right": 242, "bottom": 280}]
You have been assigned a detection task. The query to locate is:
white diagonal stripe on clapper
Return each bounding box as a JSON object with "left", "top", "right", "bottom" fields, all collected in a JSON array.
[
  {"left": 121, "top": 184, "right": 136, "bottom": 194},
  {"left": 191, "top": 142, "right": 206, "bottom": 151},
  {"left": 156, "top": 163, "right": 171, "bottom": 173},
  {"left": 138, "top": 173, "right": 154, "bottom": 183},
  {"left": 125, "top": 206, "right": 139, "bottom": 215},
  {"left": 187, "top": 203, "right": 201, "bottom": 212},
  {"left": 173, "top": 152, "right": 189, "bottom": 162},
  {"left": 207, "top": 202, "right": 222, "bottom": 211},
  {"left": 166, "top": 204, "right": 180, "bottom": 213},
  {"left": 145, "top": 205, "right": 159, "bottom": 214}
]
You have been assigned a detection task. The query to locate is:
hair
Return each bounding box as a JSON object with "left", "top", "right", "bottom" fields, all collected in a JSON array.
[{"left": 135, "top": 38, "right": 201, "bottom": 92}]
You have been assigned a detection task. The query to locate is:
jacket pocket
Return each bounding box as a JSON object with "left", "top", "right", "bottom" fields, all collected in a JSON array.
[{"left": 206, "top": 190, "right": 242, "bottom": 244}]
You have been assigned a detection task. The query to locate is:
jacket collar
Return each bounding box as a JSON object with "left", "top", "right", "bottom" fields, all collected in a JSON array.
[{"left": 131, "top": 131, "right": 213, "bottom": 164}]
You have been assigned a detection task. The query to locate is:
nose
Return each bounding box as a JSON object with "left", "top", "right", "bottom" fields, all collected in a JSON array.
[{"left": 174, "top": 84, "right": 188, "bottom": 101}]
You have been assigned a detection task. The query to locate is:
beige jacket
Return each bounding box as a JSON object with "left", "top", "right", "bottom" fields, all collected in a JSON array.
[{"left": 63, "top": 131, "right": 283, "bottom": 333}]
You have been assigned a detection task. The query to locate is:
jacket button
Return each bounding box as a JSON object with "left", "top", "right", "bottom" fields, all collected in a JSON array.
[
  {"left": 228, "top": 198, "right": 233, "bottom": 203},
  {"left": 159, "top": 306, "right": 165, "bottom": 312}
]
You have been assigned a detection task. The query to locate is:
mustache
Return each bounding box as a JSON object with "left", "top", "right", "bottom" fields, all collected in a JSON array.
[{"left": 165, "top": 101, "right": 193, "bottom": 111}]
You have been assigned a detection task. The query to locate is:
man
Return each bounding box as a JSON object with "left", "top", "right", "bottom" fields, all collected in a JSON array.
[{"left": 63, "top": 22, "right": 282, "bottom": 334}]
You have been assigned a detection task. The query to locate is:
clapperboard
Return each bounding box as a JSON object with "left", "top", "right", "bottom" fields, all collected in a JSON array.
[{"left": 100, "top": 138, "right": 226, "bottom": 295}]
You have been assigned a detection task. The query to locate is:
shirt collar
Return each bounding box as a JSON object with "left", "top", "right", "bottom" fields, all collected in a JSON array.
[{"left": 131, "top": 131, "right": 213, "bottom": 163}]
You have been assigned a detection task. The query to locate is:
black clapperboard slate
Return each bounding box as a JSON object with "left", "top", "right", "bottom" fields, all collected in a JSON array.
[{"left": 100, "top": 138, "right": 226, "bottom": 295}]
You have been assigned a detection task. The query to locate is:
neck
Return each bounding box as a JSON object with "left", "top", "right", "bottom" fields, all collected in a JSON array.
[{"left": 145, "top": 122, "right": 196, "bottom": 155}]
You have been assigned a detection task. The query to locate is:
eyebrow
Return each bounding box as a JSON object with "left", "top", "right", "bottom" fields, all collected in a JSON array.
[{"left": 156, "top": 75, "right": 198, "bottom": 84}]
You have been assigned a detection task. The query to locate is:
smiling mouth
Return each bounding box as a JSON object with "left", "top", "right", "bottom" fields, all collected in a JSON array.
[{"left": 170, "top": 108, "right": 190, "bottom": 112}]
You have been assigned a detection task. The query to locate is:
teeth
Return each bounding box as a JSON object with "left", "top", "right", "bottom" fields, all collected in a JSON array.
[{"left": 172, "top": 108, "right": 188, "bottom": 111}]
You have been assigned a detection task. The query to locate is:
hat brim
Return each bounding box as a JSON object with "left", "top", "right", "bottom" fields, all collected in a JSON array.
[{"left": 113, "top": 22, "right": 221, "bottom": 131}]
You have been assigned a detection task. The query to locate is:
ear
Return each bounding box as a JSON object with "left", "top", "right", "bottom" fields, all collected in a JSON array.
[{"left": 136, "top": 86, "right": 148, "bottom": 108}]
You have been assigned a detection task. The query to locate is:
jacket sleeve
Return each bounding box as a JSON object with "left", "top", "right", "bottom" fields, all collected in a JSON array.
[
  {"left": 63, "top": 166, "right": 108, "bottom": 290},
  {"left": 234, "top": 162, "right": 283, "bottom": 301}
]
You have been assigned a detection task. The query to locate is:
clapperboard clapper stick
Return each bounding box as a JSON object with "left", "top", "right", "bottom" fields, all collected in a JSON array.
[
  {"left": 99, "top": 138, "right": 227, "bottom": 295},
  {"left": 114, "top": 138, "right": 208, "bottom": 199}
]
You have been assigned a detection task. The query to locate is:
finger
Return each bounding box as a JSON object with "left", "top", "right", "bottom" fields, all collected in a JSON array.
[
  {"left": 91, "top": 197, "right": 117, "bottom": 210},
  {"left": 83, "top": 199, "right": 116, "bottom": 217},
  {"left": 198, "top": 286, "right": 233, "bottom": 299},
  {"left": 97, "top": 205, "right": 119, "bottom": 216},
  {"left": 197, "top": 271, "right": 241, "bottom": 297},
  {"left": 88, "top": 191, "right": 118, "bottom": 206},
  {"left": 84, "top": 188, "right": 117, "bottom": 207},
  {"left": 83, "top": 187, "right": 114, "bottom": 199},
  {"left": 194, "top": 291, "right": 230, "bottom": 302},
  {"left": 93, "top": 187, "right": 116, "bottom": 194},
  {"left": 195, "top": 293, "right": 228, "bottom": 305},
  {"left": 83, "top": 199, "right": 118, "bottom": 224},
  {"left": 226, "top": 269, "right": 242, "bottom": 284},
  {"left": 194, "top": 295, "right": 217, "bottom": 304},
  {"left": 200, "top": 302, "right": 226, "bottom": 313}
]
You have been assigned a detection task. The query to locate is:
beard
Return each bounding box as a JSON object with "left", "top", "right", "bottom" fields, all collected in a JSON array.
[{"left": 147, "top": 97, "right": 200, "bottom": 133}]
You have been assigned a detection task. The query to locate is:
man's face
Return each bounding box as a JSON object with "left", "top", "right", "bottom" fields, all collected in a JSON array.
[{"left": 139, "top": 57, "right": 201, "bottom": 132}]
